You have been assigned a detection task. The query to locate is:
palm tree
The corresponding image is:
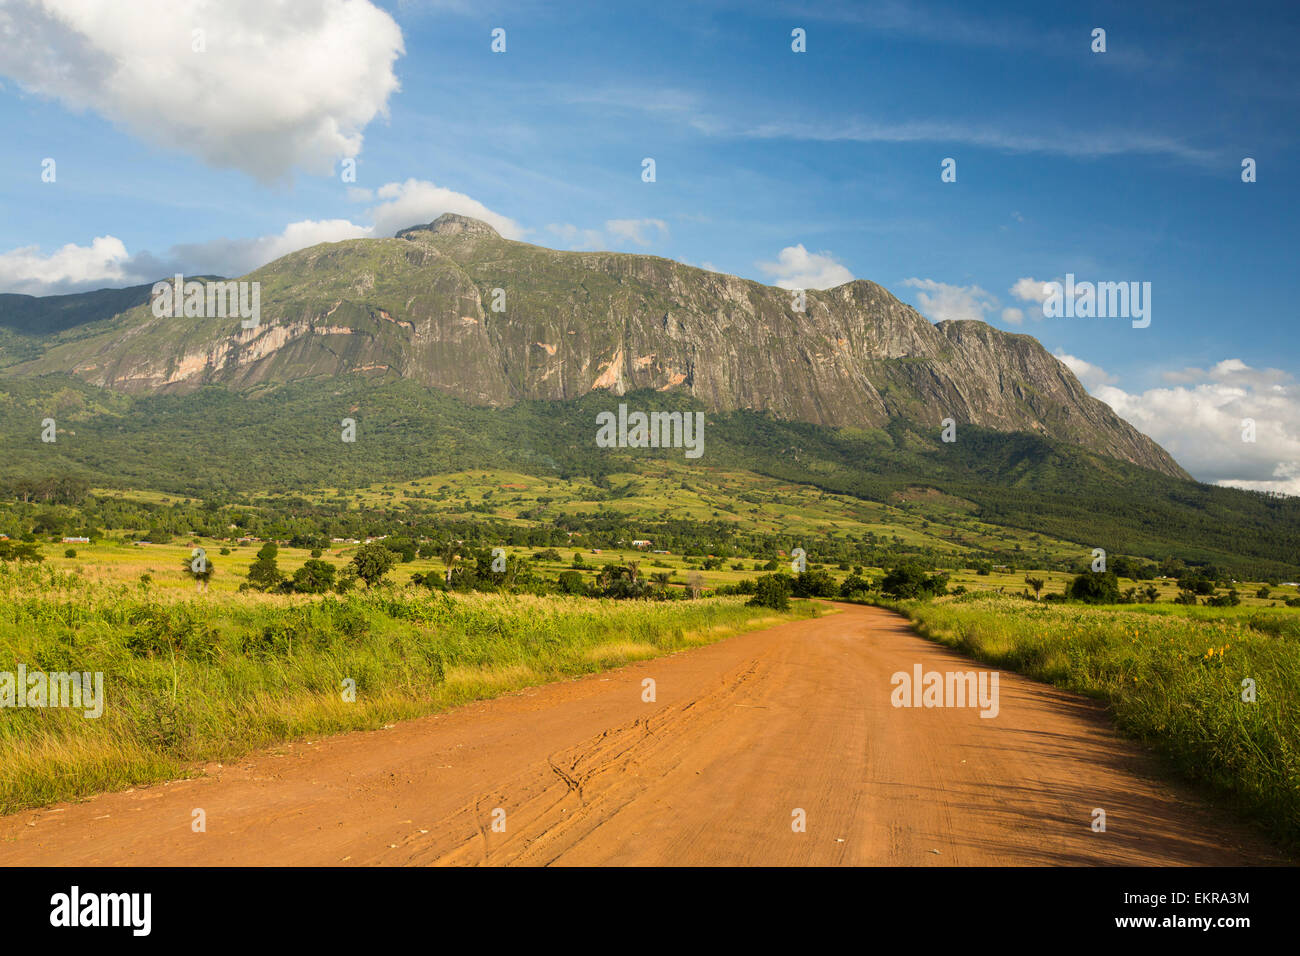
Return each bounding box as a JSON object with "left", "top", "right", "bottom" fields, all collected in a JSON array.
[{"left": 439, "top": 541, "right": 460, "bottom": 584}]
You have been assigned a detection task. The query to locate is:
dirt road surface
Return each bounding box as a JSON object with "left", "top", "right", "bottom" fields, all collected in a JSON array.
[{"left": 0, "top": 604, "right": 1280, "bottom": 865}]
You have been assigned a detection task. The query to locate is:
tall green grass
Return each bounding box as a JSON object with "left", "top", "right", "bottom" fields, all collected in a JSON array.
[
  {"left": 884, "top": 595, "right": 1300, "bottom": 852},
  {"left": 0, "top": 563, "right": 818, "bottom": 814}
]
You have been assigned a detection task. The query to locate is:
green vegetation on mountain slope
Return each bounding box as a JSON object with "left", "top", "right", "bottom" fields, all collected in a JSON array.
[{"left": 1, "top": 375, "right": 1295, "bottom": 578}]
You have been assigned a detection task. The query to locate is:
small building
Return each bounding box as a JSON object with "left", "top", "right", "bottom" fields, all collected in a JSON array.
[
  {"left": 631, "top": 540, "right": 652, "bottom": 549},
  {"left": 62, "top": 536, "right": 90, "bottom": 544}
]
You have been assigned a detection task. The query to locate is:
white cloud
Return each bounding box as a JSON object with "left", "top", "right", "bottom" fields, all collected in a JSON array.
[
  {"left": 0, "top": 179, "right": 520, "bottom": 293},
  {"left": 757, "top": 245, "right": 854, "bottom": 290},
  {"left": 1161, "top": 359, "right": 1291, "bottom": 389},
  {"left": 605, "top": 219, "right": 669, "bottom": 246},
  {"left": 1010, "top": 276, "right": 1054, "bottom": 306},
  {"left": 0, "top": 236, "right": 134, "bottom": 295},
  {"left": 0, "top": 0, "right": 404, "bottom": 182},
  {"left": 1070, "top": 356, "right": 1300, "bottom": 496},
  {"left": 1001, "top": 307, "right": 1024, "bottom": 325},
  {"left": 902, "top": 278, "right": 996, "bottom": 323},
  {"left": 366, "top": 179, "right": 524, "bottom": 239},
  {"left": 1053, "top": 349, "right": 1117, "bottom": 390}
]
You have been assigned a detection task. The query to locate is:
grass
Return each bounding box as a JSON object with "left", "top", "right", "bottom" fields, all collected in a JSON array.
[
  {"left": 0, "top": 561, "right": 822, "bottom": 815},
  {"left": 881, "top": 594, "right": 1300, "bottom": 853}
]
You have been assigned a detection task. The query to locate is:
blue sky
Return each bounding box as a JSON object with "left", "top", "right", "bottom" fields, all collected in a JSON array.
[{"left": 0, "top": 0, "right": 1297, "bottom": 489}]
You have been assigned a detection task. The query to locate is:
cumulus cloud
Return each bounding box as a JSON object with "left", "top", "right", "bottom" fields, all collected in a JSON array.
[
  {"left": 0, "top": 179, "right": 519, "bottom": 293},
  {"left": 1001, "top": 307, "right": 1024, "bottom": 325},
  {"left": 0, "top": 0, "right": 404, "bottom": 182},
  {"left": 1010, "top": 276, "right": 1054, "bottom": 307},
  {"left": 1070, "top": 356, "right": 1300, "bottom": 495},
  {"left": 902, "top": 278, "right": 996, "bottom": 323},
  {"left": 757, "top": 245, "right": 854, "bottom": 290},
  {"left": 1053, "top": 349, "right": 1117, "bottom": 390},
  {"left": 367, "top": 179, "right": 524, "bottom": 240},
  {"left": 0, "top": 236, "right": 134, "bottom": 295}
]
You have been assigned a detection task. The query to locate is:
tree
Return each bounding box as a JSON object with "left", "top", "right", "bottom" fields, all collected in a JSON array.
[
  {"left": 881, "top": 563, "right": 947, "bottom": 599},
  {"left": 0, "top": 541, "right": 43, "bottom": 563},
  {"left": 183, "top": 550, "right": 214, "bottom": 593},
  {"left": 1025, "top": 576, "right": 1045, "bottom": 600},
  {"left": 839, "top": 573, "right": 870, "bottom": 598},
  {"left": 439, "top": 541, "right": 460, "bottom": 584},
  {"left": 292, "top": 559, "right": 336, "bottom": 594},
  {"left": 1067, "top": 570, "right": 1120, "bottom": 604},
  {"left": 350, "top": 543, "right": 396, "bottom": 588},
  {"left": 246, "top": 542, "right": 283, "bottom": 592},
  {"left": 792, "top": 568, "right": 839, "bottom": 598},
  {"left": 748, "top": 574, "right": 791, "bottom": 610},
  {"left": 557, "top": 570, "right": 586, "bottom": 595}
]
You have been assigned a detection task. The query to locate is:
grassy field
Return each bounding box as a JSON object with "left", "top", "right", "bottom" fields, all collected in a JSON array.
[
  {"left": 36, "top": 532, "right": 1300, "bottom": 608},
  {"left": 882, "top": 594, "right": 1300, "bottom": 853},
  {"left": 93, "top": 458, "right": 1097, "bottom": 566},
  {"left": 0, "top": 561, "right": 822, "bottom": 816}
]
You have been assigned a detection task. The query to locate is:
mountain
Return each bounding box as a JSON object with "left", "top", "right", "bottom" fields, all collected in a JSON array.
[
  {"left": 6, "top": 213, "right": 1186, "bottom": 478},
  {"left": 0, "top": 282, "right": 157, "bottom": 335}
]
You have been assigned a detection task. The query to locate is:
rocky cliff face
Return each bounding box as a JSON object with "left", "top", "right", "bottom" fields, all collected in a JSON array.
[{"left": 16, "top": 213, "right": 1188, "bottom": 478}]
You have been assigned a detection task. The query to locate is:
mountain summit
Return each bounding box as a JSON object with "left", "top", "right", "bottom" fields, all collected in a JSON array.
[
  {"left": 396, "top": 212, "right": 503, "bottom": 240},
  {"left": 7, "top": 216, "right": 1187, "bottom": 478}
]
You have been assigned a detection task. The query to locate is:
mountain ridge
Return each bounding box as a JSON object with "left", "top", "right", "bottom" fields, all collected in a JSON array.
[{"left": 2, "top": 213, "right": 1187, "bottom": 479}]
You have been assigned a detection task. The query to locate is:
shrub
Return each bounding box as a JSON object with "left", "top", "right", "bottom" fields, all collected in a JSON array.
[
  {"left": 748, "top": 573, "right": 791, "bottom": 610},
  {"left": 1067, "top": 570, "right": 1120, "bottom": 604},
  {"left": 792, "top": 568, "right": 839, "bottom": 598},
  {"left": 349, "top": 544, "right": 395, "bottom": 588}
]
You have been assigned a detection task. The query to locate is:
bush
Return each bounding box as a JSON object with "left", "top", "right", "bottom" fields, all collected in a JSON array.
[
  {"left": 839, "top": 573, "right": 871, "bottom": 598},
  {"left": 1067, "top": 570, "right": 1120, "bottom": 604},
  {"left": 556, "top": 570, "right": 586, "bottom": 595},
  {"left": 748, "top": 574, "right": 791, "bottom": 610},
  {"left": 1205, "top": 588, "right": 1242, "bottom": 607},
  {"left": 792, "top": 568, "right": 839, "bottom": 598},
  {"left": 881, "top": 563, "right": 947, "bottom": 599}
]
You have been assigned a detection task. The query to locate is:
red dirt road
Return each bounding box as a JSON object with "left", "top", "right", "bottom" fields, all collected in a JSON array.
[{"left": 0, "top": 604, "right": 1281, "bottom": 865}]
